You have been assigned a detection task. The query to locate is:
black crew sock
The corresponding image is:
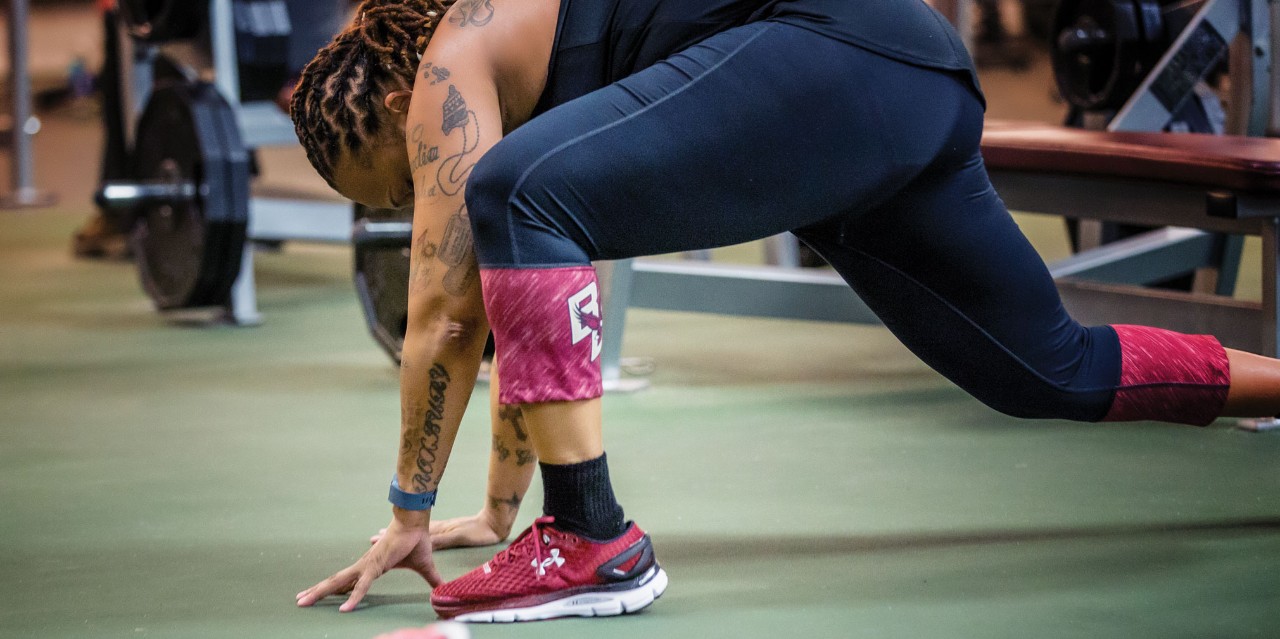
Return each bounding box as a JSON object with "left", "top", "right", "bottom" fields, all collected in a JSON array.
[{"left": 540, "top": 453, "right": 626, "bottom": 541}]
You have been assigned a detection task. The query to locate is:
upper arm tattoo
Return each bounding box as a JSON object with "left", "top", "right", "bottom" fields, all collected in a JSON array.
[
  {"left": 422, "top": 62, "right": 451, "bottom": 85},
  {"left": 407, "top": 82, "right": 485, "bottom": 295},
  {"left": 410, "top": 124, "right": 440, "bottom": 171},
  {"left": 436, "top": 85, "right": 480, "bottom": 197},
  {"left": 439, "top": 204, "right": 478, "bottom": 295},
  {"left": 449, "top": 0, "right": 495, "bottom": 27}
]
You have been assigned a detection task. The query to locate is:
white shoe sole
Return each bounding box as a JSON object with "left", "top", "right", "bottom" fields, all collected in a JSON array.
[{"left": 453, "top": 566, "right": 669, "bottom": 623}]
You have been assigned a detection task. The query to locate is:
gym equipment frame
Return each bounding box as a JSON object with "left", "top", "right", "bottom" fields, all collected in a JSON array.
[{"left": 100, "top": 0, "right": 351, "bottom": 325}]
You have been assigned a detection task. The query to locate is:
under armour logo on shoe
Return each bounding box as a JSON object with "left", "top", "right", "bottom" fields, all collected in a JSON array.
[{"left": 531, "top": 548, "right": 566, "bottom": 575}]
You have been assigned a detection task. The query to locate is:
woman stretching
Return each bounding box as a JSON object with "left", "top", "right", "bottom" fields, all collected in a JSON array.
[{"left": 290, "top": 0, "right": 1280, "bottom": 623}]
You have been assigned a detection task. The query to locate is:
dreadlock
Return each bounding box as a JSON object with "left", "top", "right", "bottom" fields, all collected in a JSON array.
[{"left": 290, "top": 0, "right": 456, "bottom": 188}]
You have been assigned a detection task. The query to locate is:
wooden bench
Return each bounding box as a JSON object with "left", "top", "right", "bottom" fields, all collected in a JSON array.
[{"left": 981, "top": 119, "right": 1280, "bottom": 357}]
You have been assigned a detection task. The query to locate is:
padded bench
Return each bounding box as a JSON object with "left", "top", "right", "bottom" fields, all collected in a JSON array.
[{"left": 980, "top": 119, "right": 1280, "bottom": 357}]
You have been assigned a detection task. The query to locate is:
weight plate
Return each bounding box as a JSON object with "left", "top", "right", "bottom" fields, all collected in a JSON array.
[
  {"left": 1051, "top": 0, "right": 1150, "bottom": 110},
  {"left": 353, "top": 204, "right": 412, "bottom": 363},
  {"left": 130, "top": 82, "right": 249, "bottom": 310}
]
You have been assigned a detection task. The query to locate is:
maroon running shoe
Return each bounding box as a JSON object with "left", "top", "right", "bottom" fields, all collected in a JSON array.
[{"left": 431, "top": 516, "right": 667, "bottom": 622}]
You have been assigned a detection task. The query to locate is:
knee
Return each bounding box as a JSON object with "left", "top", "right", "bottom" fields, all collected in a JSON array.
[
  {"left": 465, "top": 145, "right": 595, "bottom": 267},
  {"left": 958, "top": 369, "right": 1114, "bottom": 423}
]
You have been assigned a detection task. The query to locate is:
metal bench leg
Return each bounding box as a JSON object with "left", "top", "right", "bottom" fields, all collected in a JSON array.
[
  {"left": 1238, "top": 218, "right": 1280, "bottom": 431},
  {"left": 226, "top": 243, "right": 263, "bottom": 326},
  {"left": 764, "top": 234, "right": 801, "bottom": 268},
  {"left": 598, "top": 259, "right": 649, "bottom": 393}
]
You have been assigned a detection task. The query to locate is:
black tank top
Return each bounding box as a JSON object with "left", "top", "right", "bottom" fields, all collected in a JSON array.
[{"left": 532, "top": 0, "right": 982, "bottom": 116}]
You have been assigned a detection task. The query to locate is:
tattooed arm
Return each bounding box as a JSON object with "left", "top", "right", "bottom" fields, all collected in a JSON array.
[
  {"left": 295, "top": 12, "right": 509, "bottom": 611},
  {"left": 429, "top": 356, "right": 537, "bottom": 549},
  {"left": 396, "top": 71, "right": 504, "bottom": 499}
]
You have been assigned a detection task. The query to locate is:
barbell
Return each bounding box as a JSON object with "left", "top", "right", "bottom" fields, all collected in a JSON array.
[
  {"left": 353, "top": 206, "right": 413, "bottom": 363},
  {"left": 97, "top": 80, "right": 250, "bottom": 310}
]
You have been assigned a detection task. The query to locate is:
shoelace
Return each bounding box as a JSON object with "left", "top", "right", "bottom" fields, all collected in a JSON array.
[{"left": 493, "top": 515, "right": 557, "bottom": 578}]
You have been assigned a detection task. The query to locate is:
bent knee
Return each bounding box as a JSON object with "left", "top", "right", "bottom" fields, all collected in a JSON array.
[
  {"left": 966, "top": 380, "right": 1113, "bottom": 422},
  {"left": 465, "top": 144, "right": 596, "bottom": 267}
]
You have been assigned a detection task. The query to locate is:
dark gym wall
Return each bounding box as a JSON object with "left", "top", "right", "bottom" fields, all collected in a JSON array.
[{"left": 285, "top": 0, "right": 348, "bottom": 75}]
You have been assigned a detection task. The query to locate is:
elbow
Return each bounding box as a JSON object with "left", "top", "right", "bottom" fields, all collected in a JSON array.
[{"left": 405, "top": 294, "right": 490, "bottom": 358}]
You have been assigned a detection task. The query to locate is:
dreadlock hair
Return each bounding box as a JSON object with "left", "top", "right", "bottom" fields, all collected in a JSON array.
[{"left": 290, "top": 0, "right": 456, "bottom": 189}]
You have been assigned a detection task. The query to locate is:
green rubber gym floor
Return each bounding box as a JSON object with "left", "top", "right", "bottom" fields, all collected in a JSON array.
[
  {"left": 5, "top": 49, "right": 1280, "bottom": 639},
  {"left": 7, "top": 194, "right": 1280, "bottom": 639}
]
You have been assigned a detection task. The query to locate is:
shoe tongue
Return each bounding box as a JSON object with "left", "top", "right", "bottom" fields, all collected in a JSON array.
[{"left": 496, "top": 526, "right": 540, "bottom": 562}]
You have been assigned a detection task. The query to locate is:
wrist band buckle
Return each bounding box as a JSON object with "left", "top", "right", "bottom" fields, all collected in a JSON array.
[{"left": 389, "top": 475, "right": 437, "bottom": 510}]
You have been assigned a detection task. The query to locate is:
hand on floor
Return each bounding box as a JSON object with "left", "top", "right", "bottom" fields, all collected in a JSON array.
[{"left": 298, "top": 517, "right": 441, "bottom": 612}]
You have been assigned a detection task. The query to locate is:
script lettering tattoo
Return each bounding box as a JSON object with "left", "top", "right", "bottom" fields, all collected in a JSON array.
[
  {"left": 437, "top": 85, "right": 479, "bottom": 196},
  {"left": 409, "top": 228, "right": 439, "bottom": 293},
  {"left": 498, "top": 405, "right": 527, "bottom": 441},
  {"left": 488, "top": 492, "right": 521, "bottom": 512},
  {"left": 410, "top": 124, "right": 440, "bottom": 171},
  {"left": 449, "top": 0, "right": 494, "bottom": 27},
  {"left": 421, "top": 62, "right": 451, "bottom": 85},
  {"left": 438, "top": 205, "right": 478, "bottom": 295},
  {"left": 492, "top": 436, "right": 511, "bottom": 462},
  {"left": 515, "top": 448, "right": 536, "bottom": 466},
  {"left": 409, "top": 364, "right": 451, "bottom": 491}
]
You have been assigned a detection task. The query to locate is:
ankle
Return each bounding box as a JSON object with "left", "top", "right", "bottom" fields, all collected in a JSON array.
[{"left": 540, "top": 453, "right": 626, "bottom": 540}]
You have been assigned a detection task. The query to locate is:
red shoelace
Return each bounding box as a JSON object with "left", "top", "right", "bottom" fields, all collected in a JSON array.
[{"left": 490, "top": 515, "right": 558, "bottom": 579}]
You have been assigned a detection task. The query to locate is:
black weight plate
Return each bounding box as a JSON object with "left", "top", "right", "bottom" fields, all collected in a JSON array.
[
  {"left": 353, "top": 204, "right": 412, "bottom": 363},
  {"left": 120, "top": 0, "right": 208, "bottom": 42},
  {"left": 1051, "top": 0, "right": 1149, "bottom": 110},
  {"left": 130, "top": 82, "right": 249, "bottom": 310}
]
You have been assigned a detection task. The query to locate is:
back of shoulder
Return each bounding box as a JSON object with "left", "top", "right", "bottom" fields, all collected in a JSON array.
[
  {"left": 429, "top": 0, "right": 557, "bottom": 76},
  {"left": 421, "top": 0, "right": 559, "bottom": 128}
]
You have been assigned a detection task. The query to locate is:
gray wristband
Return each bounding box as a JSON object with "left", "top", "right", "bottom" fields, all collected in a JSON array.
[{"left": 389, "top": 475, "right": 437, "bottom": 510}]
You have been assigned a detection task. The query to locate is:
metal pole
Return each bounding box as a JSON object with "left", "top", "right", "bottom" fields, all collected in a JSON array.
[
  {"left": 1270, "top": 0, "right": 1280, "bottom": 137},
  {"left": 2, "top": 0, "right": 55, "bottom": 209}
]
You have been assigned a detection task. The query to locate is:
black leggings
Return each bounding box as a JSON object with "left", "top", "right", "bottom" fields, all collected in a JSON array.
[{"left": 468, "top": 21, "right": 1224, "bottom": 422}]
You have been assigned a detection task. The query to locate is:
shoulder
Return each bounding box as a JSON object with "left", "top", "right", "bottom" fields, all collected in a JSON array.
[{"left": 419, "top": 0, "right": 559, "bottom": 131}]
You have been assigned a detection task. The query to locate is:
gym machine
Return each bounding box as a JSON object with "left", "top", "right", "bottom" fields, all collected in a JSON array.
[
  {"left": 1051, "top": 0, "right": 1277, "bottom": 292},
  {"left": 1, "top": 0, "right": 56, "bottom": 209},
  {"left": 93, "top": 0, "right": 351, "bottom": 324}
]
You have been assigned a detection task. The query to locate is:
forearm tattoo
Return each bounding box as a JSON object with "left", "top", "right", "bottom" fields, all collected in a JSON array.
[
  {"left": 495, "top": 406, "right": 533, "bottom": 464},
  {"left": 515, "top": 448, "right": 536, "bottom": 466},
  {"left": 438, "top": 205, "right": 478, "bottom": 295},
  {"left": 436, "top": 85, "right": 480, "bottom": 197},
  {"left": 498, "top": 405, "right": 528, "bottom": 441},
  {"left": 402, "top": 364, "right": 452, "bottom": 491},
  {"left": 450, "top": 0, "right": 494, "bottom": 27},
  {"left": 492, "top": 435, "right": 511, "bottom": 462},
  {"left": 489, "top": 492, "right": 521, "bottom": 512}
]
